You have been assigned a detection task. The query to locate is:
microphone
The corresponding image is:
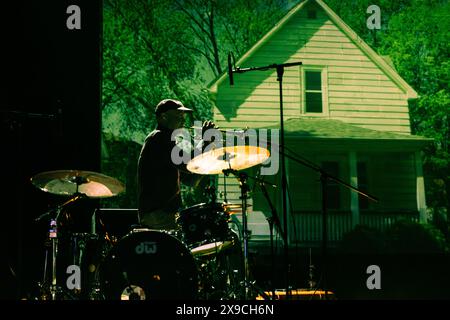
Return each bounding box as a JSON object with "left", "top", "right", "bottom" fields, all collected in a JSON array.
[
  {"left": 190, "top": 126, "right": 248, "bottom": 135},
  {"left": 228, "top": 52, "right": 234, "bottom": 86}
]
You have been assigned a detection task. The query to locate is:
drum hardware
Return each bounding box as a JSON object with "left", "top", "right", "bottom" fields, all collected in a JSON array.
[
  {"left": 186, "top": 144, "right": 271, "bottom": 299},
  {"left": 37, "top": 195, "right": 83, "bottom": 300},
  {"left": 204, "top": 176, "right": 218, "bottom": 204},
  {"left": 31, "top": 170, "right": 125, "bottom": 300},
  {"left": 177, "top": 197, "right": 243, "bottom": 299},
  {"left": 255, "top": 174, "right": 285, "bottom": 299},
  {"left": 196, "top": 255, "right": 232, "bottom": 300},
  {"left": 222, "top": 168, "right": 264, "bottom": 299},
  {"left": 194, "top": 229, "right": 242, "bottom": 300},
  {"left": 190, "top": 240, "right": 234, "bottom": 257},
  {"left": 177, "top": 202, "right": 234, "bottom": 258},
  {"left": 221, "top": 168, "right": 279, "bottom": 300}
]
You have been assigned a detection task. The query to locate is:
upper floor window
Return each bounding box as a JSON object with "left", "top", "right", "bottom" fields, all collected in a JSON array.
[
  {"left": 305, "top": 71, "right": 322, "bottom": 113},
  {"left": 302, "top": 68, "right": 328, "bottom": 115}
]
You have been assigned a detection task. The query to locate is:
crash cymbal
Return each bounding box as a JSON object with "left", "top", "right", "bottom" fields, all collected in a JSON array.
[
  {"left": 187, "top": 145, "right": 270, "bottom": 175},
  {"left": 31, "top": 170, "right": 125, "bottom": 198}
]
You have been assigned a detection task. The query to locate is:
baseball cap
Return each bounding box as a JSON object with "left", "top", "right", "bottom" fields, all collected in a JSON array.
[{"left": 155, "top": 99, "right": 193, "bottom": 115}]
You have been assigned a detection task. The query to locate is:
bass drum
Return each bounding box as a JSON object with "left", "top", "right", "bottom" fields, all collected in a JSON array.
[{"left": 98, "top": 229, "right": 198, "bottom": 300}]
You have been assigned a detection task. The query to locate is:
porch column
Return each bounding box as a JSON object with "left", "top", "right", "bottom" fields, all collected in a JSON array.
[
  {"left": 349, "top": 151, "right": 360, "bottom": 227},
  {"left": 415, "top": 151, "right": 427, "bottom": 223}
]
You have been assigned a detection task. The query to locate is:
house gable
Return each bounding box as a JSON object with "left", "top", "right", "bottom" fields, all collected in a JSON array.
[{"left": 211, "top": 0, "right": 419, "bottom": 134}]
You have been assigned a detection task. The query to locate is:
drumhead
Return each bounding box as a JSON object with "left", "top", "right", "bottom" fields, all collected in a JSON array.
[{"left": 98, "top": 229, "right": 198, "bottom": 300}]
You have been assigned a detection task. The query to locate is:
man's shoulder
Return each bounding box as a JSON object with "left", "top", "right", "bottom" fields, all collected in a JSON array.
[
  {"left": 144, "top": 129, "right": 167, "bottom": 143},
  {"left": 146, "top": 129, "right": 161, "bottom": 139},
  {"left": 141, "top": 129, "right": 174, "bottom": 154}
]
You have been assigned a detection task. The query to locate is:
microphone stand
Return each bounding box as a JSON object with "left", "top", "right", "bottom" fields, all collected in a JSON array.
[
  {"left": 278, "top": 149, "right": 378, "bottom": 299},
  {"left": 257, "top": 178, "right": 286, "bottom": 300},
  {"left": 231, "top": 61, "right": 303, "bottom": 298}
]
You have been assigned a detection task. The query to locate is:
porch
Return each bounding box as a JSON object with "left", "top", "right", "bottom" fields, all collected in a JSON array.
[{"left": 290, "top": 210, "right": 420, "bottom": 245}]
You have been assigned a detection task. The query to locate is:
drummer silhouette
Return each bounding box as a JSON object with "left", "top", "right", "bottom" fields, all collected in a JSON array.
[{"left": 137, "top": 98, "right": 215, "bottom": 231}]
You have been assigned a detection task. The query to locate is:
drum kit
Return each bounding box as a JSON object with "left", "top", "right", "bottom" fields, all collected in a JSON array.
[{"left": 31, "top": 145, "right": 271, "bottom": 300}]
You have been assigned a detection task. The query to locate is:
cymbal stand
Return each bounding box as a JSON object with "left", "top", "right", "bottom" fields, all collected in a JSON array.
[
  {"left": 49, "top": 209, "right": 61, "bottom": 300},
  {"left": 222, "top": 169, "right": 270, "bottom": 300},
  {"left": 39, "top": 206, "right": 66, "bottom": 300},
  {"left": 222, "top": 169, "right": 250, "bottom": 298},
  {"left": 38, "top": 194, "right": 86, "bottom": 300}
]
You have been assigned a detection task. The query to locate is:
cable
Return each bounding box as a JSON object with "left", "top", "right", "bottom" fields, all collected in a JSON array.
[{"left": 284, "top": 145, "right": 321, "bottom": 172}]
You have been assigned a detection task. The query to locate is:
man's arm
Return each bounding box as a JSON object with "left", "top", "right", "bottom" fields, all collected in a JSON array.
[{"left": 174, "top": 120, "right": 218, "bottom": 186}]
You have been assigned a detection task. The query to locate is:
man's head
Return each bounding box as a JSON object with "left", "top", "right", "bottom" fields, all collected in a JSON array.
[{"left": 155, "top": 99, "right": 192, "bottom": 130}]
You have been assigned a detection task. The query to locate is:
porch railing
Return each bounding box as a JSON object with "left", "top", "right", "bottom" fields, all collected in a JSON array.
[{"left": 292, "top": 210, "right": 420, "bottom": 245}]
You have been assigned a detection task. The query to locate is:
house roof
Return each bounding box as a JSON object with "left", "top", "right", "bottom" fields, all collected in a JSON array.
[
  {"left": 271, "top": 118, "right": 432, "bottom": 143},
  {"left": 209, "top": 0, "right": 418, "bottom": 100}
]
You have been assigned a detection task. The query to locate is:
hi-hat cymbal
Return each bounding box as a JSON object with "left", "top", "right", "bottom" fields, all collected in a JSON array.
[
  {"left": 221, "top": 202, "right": 252, "bottom": 214},
  {"left": 187, "top": 145, "right": 270, "bottom": 175},
  {"left": 221, "top": 202, "right": 253, "bottom": 210},
  {"left": 31, "top": 170, "right": 125, "bottom": 198}
]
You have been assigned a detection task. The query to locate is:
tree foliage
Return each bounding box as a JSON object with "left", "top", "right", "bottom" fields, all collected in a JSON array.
[
  {"left": 103, "top": 0, "right": 449, "bottom": 216},
  {"left": 171, "top": 0, "right": 292, "bottom": 79},
  {"left": 102, "top": 0, "right": 294, "bottom": 207},
  {"left": 102, "top": 0, "right": 203, "bottom": 143}
]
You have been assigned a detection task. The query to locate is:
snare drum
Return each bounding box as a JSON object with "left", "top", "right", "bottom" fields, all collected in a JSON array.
[
  {"left": 177, "top": 203, "right": 235, "bottom": 256},
  {"left": 98, "top": 229, "right": 198, "bottom": 300}
]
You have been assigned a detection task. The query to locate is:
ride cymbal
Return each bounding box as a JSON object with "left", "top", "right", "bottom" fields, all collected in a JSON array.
[{"left": 187, "top": 145, "right": 270, "bottom": 175}]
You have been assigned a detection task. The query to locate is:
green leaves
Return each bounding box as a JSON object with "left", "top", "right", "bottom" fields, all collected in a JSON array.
[{"left": 103, "top": 0, "right": 448, "bottom": 214}]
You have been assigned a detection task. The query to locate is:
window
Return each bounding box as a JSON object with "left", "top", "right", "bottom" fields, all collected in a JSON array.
[
  {"left": 322, "top": 161, "right": 340, "bottom": 210},
  {"left": 357, "top": 162, "right": 369, "bottom": 210},
  {"left": 304, "top": 70, "right": 323, "bottom": 113}
]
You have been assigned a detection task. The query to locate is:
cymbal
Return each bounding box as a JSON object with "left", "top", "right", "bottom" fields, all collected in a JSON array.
[
  {"left": 221, "top": 202, "right": 253, "bottom": 210},
  {"left": 187, "top": 145, "right": 270, "bottom": 175},
  {"left": 222, "top": 202, "right": 252, "bottom": 215},
  {"left": 31, "top": 170, "right": 125, "bottom": 198}
]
